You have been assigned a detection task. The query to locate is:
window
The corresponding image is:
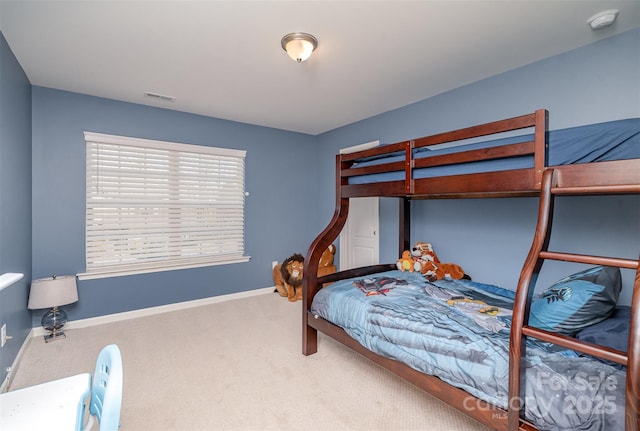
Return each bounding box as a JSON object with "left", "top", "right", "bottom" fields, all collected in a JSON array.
[{"left": 81, "top": 132, "right": 248, "bottom": 279}]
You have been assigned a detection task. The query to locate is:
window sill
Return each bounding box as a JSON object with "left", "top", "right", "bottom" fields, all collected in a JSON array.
[
  {"left": 0, "top": 273, "right": 24, "bottom": 291},
  {"left": 77, "top": 256, "right": 251, "bottom": 281}
]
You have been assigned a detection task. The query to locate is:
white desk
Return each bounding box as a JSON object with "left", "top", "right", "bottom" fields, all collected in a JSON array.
[{"left": 0, "top": 373, "right": 91, "bottom": 431}]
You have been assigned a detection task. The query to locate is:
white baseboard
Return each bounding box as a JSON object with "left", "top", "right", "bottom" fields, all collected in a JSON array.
[
  {"left": 33, "top": 286, "right": 275, "bottom": 336},
  {"left": 1, "top": 328, "right": 35, "bottom": 392}
]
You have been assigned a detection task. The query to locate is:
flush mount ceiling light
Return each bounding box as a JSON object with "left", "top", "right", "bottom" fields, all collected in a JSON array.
[
  {"left": 587, "top": 9, "right": 619, "bottom": 30},
  {"left": 281, "top": 32, "right": 318, "bottom": 63}
]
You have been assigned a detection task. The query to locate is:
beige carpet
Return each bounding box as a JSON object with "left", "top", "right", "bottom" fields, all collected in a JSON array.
[{"left": 9, "top": 292, "right": 491, "bottom": 431}]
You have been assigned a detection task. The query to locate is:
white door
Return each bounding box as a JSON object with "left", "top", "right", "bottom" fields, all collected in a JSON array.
[
  {"left": 339, "top": 197, "right": 379, "bottom": 270},
  {"left": 338, "top": 140, "right": 380, "bottom": 271}
]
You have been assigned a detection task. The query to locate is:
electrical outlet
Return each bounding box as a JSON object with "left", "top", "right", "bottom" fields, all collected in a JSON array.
[{"left": 1, "top": 324, "right": 6, "bottom": 347}]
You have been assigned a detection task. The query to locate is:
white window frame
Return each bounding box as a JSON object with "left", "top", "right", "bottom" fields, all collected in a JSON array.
[{"left": 79, "top": 132, "right": 249, "bottom": 280}]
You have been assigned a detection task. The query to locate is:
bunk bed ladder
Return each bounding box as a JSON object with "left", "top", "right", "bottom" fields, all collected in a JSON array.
[{"left": 508, "top": 168, "right": 640, "bottom": 431}]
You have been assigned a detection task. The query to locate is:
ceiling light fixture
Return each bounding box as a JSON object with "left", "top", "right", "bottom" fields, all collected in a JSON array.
[
  {"left": 587, "top": 9, "right": 619, "bottom": 30},
  {"left": 281, "top": 32, "right": 318, "bottom": 63}
]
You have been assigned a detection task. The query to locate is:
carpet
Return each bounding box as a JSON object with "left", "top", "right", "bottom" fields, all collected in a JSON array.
[{"left": 9, "top": 291, "right": 490, "bottom": 431}]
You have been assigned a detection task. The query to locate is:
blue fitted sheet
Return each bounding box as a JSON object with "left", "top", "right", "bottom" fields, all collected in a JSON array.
[
  {"left": 348, "top": 118, "right": 640, "bottom": 184},
  {"left": 311, "top": 270, "right": 626, "bottom": 430}
]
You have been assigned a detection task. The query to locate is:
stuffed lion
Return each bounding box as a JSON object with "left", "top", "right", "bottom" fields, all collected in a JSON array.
[
  {"left": 273, "top": 253, "right": 305, "bottom": 302},
  {"left": 274, "top": 245, "right": 337, "bottom": 301}
]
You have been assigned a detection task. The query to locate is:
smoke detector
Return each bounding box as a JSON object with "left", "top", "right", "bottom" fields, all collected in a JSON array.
[{"left": 587, "top": 9, "right": 619, "bottom": 30}]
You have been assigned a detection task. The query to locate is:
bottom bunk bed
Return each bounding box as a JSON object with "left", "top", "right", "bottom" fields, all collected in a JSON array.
[
  {"left": 303, "top": 163, "right": 640, "bottom": 429},
  {"left": 310, "top": 267, "right": 627, "bottom": 430}
]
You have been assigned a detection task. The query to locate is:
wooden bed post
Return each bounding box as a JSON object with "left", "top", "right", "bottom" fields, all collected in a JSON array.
[
  {"left": 303, "top": 155, "right": 351, "bottom": 356},
  {"left": 533, "top": 109, "right": 548, "bottom": 189},
  {"left": 508, "top": 169, "right": 555, "bottom": 429},
  {"left": 399, "top": 197, "right": 410, "bottom": 256},
  {"left": 627, "top": 262, "right": 640, "bottom": 430}
]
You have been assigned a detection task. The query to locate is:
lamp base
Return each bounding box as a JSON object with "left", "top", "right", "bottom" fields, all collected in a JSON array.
[
  {"left": 43, "top": 329, "right": 66, "bottom": 343},
  {"left": 41, "top": 306, "right": 68, "bottom": 343}
]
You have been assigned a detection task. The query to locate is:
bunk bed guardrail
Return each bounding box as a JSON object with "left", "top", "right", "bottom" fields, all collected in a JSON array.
[{"left": 339, "top": 109, "right": 548, "bottom": 198}]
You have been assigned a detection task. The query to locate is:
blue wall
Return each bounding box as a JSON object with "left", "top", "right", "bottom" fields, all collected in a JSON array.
[
  {"left": 31, "top": 88, "right": 318, "bottom": 322},
  {"left": 0, "top": 33, "right": 32, "bottom": 384},
  {"left": 316, "top": 28, "right": 640, "bottom": 303}
]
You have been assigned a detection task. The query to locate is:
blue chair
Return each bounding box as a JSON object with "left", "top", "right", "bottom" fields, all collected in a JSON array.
[{"left": 83, "top": 344, "right": 123, "bottom": 431}]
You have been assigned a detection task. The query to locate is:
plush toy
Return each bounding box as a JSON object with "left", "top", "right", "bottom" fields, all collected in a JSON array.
[
  {"left": 317, "top": 244, "right": 337, "bottom": 285},
  {"left": 411, "top": 241, "right": 438, "bottom": 272},
  {"left": 274, "top": 245, "right": 337, "bottom": 301},
  {"left": 396, "top": 250, "right": 415, "bottom": 272},
  {"left": 420, "top": 260, "right": 465, "bottom": 282},
  {"left": 410, "top": 241, "right": 466, "bottom": 282},
  {"left": 273, "top": 253, "right": 305, "bottom": 302}
]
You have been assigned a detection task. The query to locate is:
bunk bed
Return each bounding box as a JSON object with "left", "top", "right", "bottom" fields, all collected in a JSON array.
[{"left": 302, "top": 109, "right": 640, "bottom": 431}]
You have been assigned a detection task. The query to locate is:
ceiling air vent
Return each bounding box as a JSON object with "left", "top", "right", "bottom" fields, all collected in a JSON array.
[{"left": 144, "top": 92, "right": 176, "bottom": 102}]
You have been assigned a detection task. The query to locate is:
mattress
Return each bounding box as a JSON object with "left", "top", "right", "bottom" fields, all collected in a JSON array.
[
  {"left": 348, "top": 118, "right": 640, "bottom": 184},
  {"left": 310, "top": 270, "right": 626, "bottom": 430}
]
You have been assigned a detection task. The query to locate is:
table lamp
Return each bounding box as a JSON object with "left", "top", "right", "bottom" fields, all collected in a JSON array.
[{"left": 28, "top": 275, "right": 78, "bottom": 342}]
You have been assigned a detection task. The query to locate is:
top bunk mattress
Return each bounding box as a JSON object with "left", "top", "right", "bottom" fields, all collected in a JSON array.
[{"left": 348, "top": 118, "right": 640, "bottom": 185}]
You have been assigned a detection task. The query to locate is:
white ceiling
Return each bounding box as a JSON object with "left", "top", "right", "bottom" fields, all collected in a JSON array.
[{"left": 1, "top": 1, "right": 639, "bottom": 135}]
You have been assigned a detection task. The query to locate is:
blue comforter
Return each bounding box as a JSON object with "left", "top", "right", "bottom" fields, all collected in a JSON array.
[{"left": 310, "top": 270, "right": 626, "bottom": 430}]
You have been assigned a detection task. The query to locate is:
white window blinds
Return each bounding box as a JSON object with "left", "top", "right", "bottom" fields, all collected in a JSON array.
[{"left": 82, "top": 132, "right": 248, "bottom": 279}]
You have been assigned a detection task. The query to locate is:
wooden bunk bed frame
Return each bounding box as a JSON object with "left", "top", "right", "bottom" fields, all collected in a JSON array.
[{"left": 302, "top": 109, "right": 640, "bottom": 431}]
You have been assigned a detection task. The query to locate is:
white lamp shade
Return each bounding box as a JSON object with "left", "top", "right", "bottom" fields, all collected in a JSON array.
[
  {"left": 285, "top": 39, "right": 315, "bottom": 62},
  {"left": 28, "top": 275, "right": 79, "bottom": 309},
  {"left": 281, "top": 33, "right": 318, "bottom": 63}
]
